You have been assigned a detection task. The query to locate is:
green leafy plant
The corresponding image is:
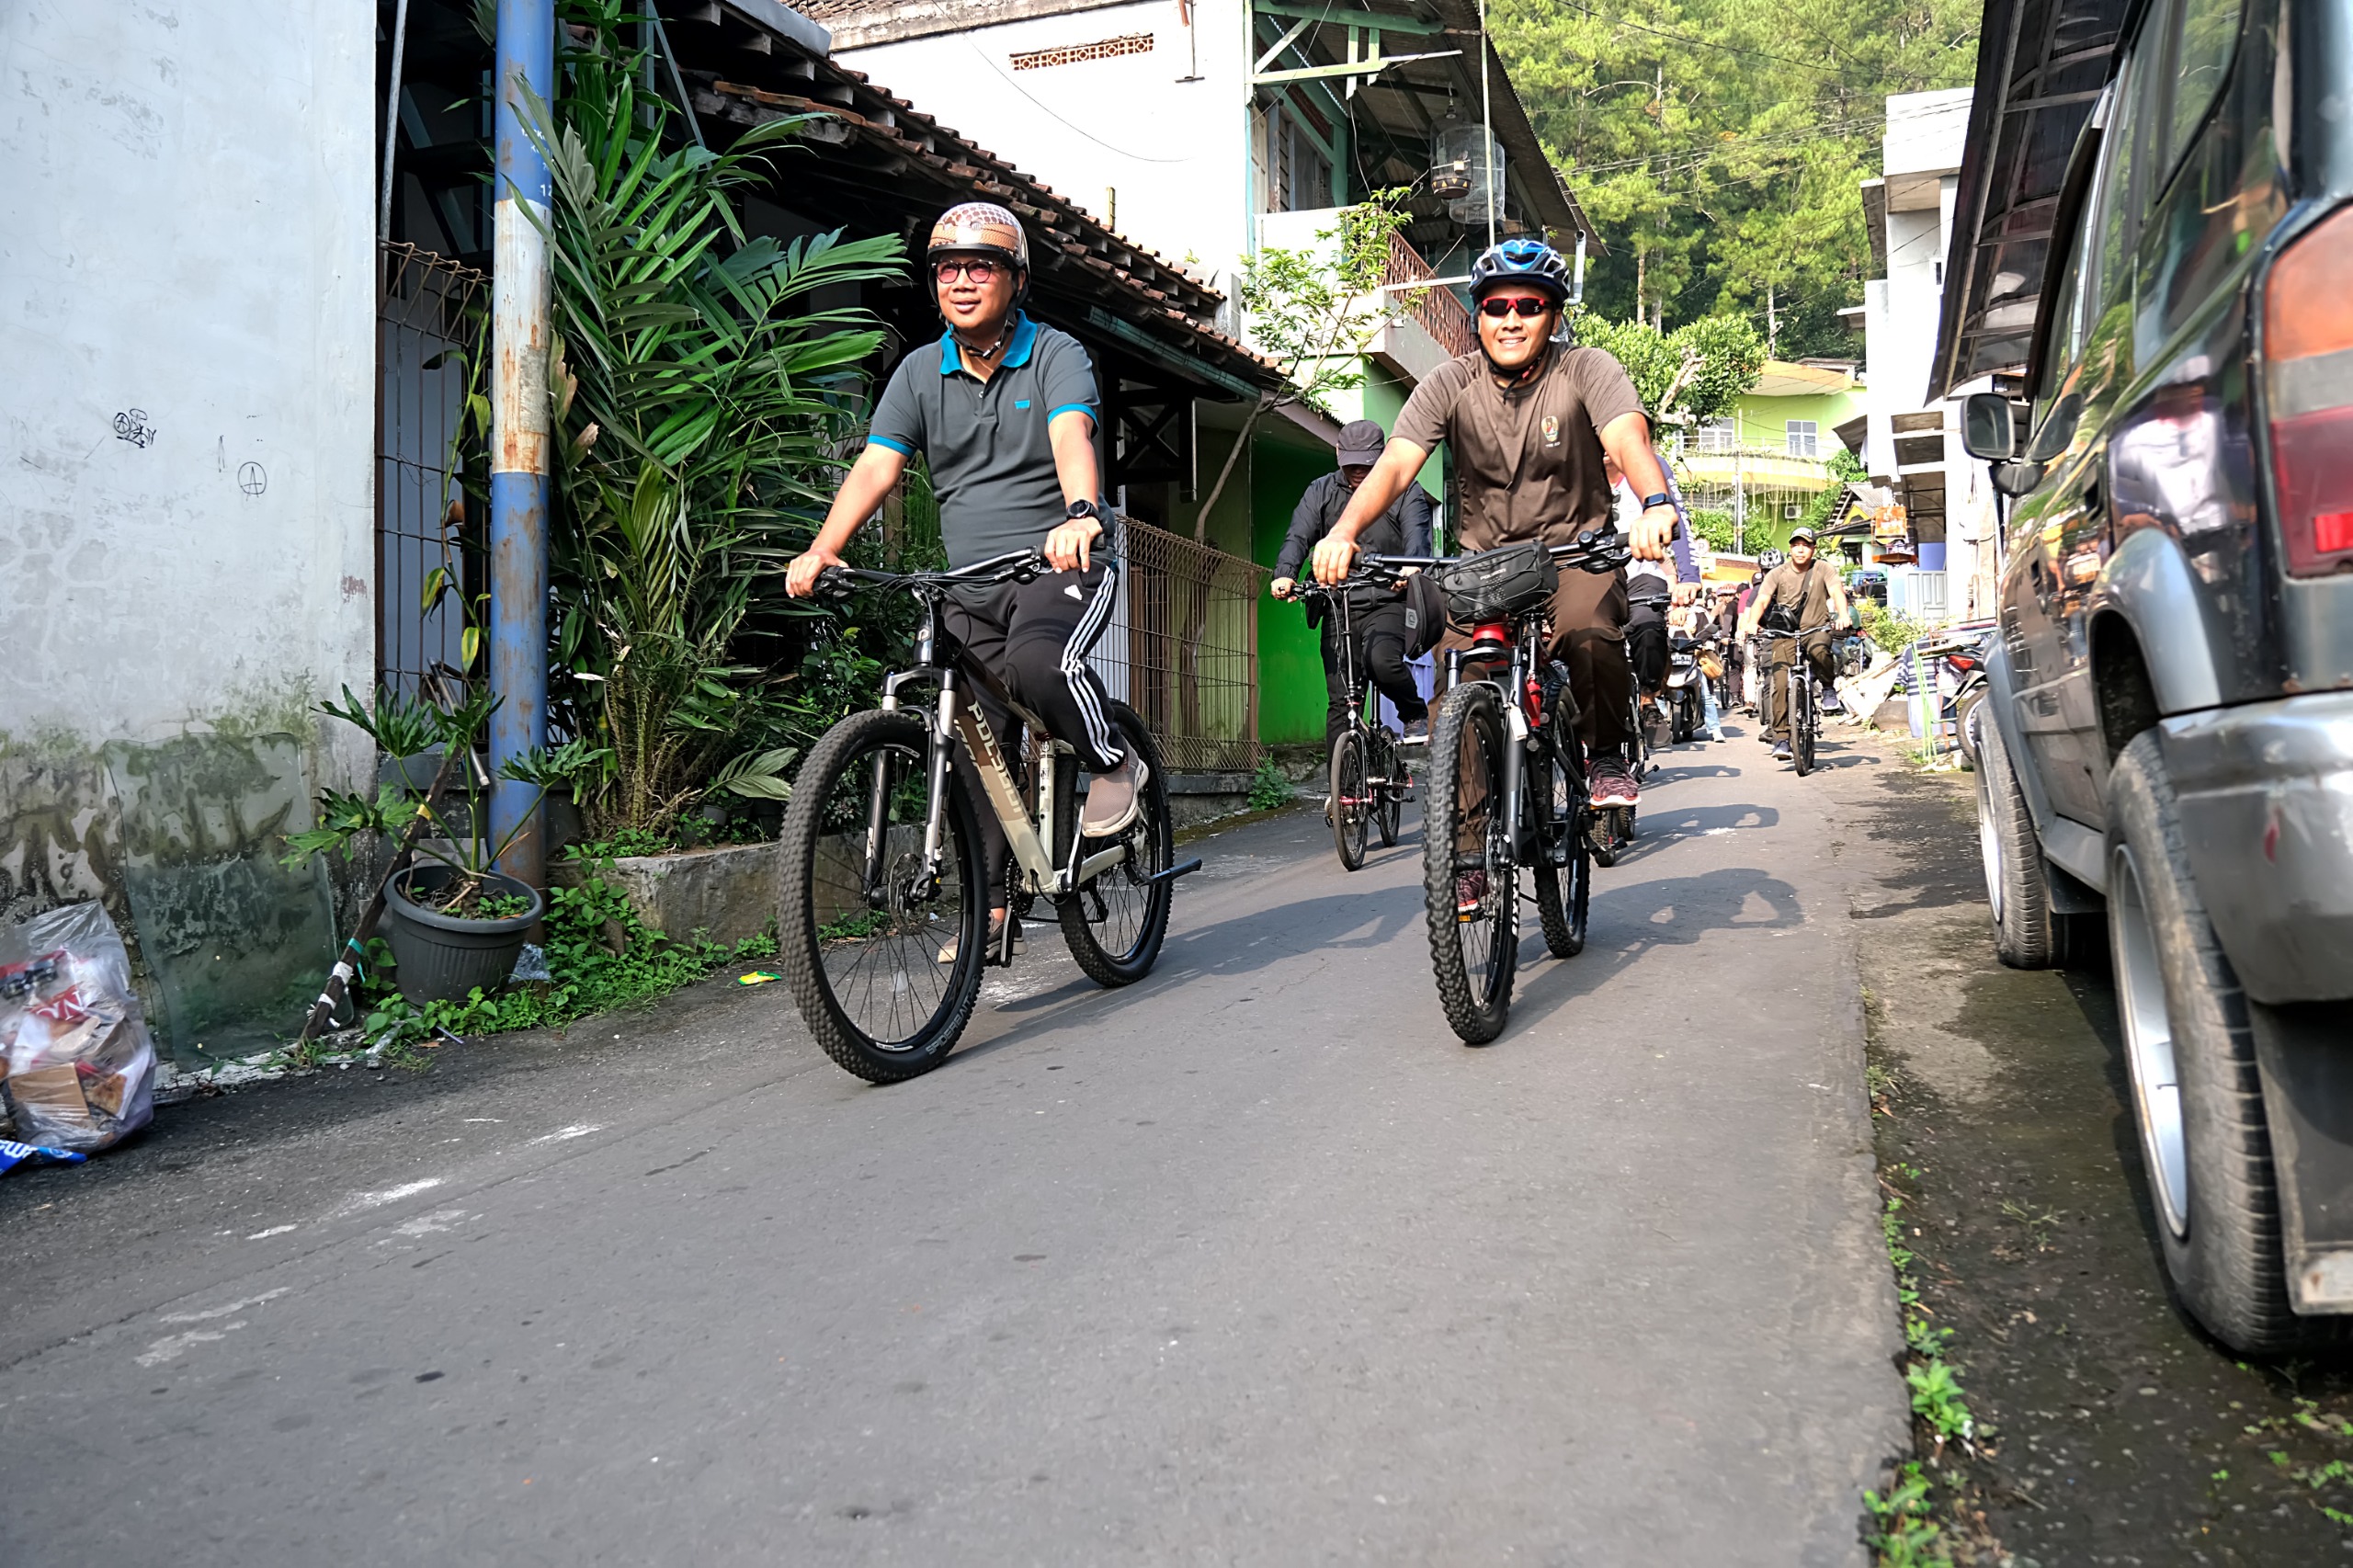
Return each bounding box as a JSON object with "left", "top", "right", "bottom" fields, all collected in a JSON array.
[
  {"left": 513, "top": 4, "right": 907, "bottom": 840},
  {"left": 1205, "top": 194, "right": 1414, "bottom": 539},
  {"left": 1246, "top": 760, "right": 1297, "bottom": 812},
  {"left": 1863, "top": 1461, "right": 1951, "bottom": 1568},
  {"left": 1568, "top": 306, "right": 1766, "bottom": 436},
  {"left": 284, "top": 686, "right": 607, "bottom": 917},
  {"left": 360, "top": 847, "right": 779, "bottom": 1047},
  {"left": 1858, "top": 599, "right": 1931, "bottom": 656}
]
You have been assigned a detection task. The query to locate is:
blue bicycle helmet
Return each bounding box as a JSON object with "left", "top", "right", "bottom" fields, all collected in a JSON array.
[{"left": 1468, "top": 238, "right": 1573, "bottom": 304}]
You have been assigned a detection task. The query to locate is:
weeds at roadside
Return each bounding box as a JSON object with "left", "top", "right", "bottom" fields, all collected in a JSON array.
[
  {"left": 1997, "top": 1199, "right": 2062, "bottom": 1253},
  {"left": 358, "top": 851, "right": 776, "bottom": 1052},
  {"left": 1245, "top": 760, "right": 1297, "bottom": 811},
  {"left": 1864, "top": 1462, "right": 1951, "bottom": 1568}
]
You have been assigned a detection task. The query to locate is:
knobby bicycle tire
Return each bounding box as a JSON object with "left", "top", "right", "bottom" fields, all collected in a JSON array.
[
  {"left": 779, "top": 709, "right": 986, "bottom": 1084},
  {"left": 1422, "top": 683, "right": 1517, "bottom": 1044},
  {"left": 1057, "top": 702, "right": 1175, "bottom": 987}
]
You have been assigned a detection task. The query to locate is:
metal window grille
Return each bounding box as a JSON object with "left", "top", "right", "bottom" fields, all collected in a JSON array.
[
  {"left": 1095, "top": 520, "right": 1266, "bottom": 774},
  {"left": 376, "top": 243, "right": 488, "bottom": 700}
]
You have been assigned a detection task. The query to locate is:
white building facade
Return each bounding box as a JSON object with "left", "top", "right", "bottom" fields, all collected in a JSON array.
[{"left": 1853, "top": 87, "right": 2002, "bottom": 625}]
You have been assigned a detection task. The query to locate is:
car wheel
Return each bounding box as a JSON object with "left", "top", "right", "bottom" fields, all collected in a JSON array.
[
  {"left": 2106, "top": 731, "right": 2322, "bottom": 1354},
  {"left": 1971, "top": 705, "right": 2084, "bottom": 967}
]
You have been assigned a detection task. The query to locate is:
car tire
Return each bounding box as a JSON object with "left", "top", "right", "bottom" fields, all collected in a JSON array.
[
  {"left": 2104, "top": 730, "right": 2323, "bottom": 1353},
  {"left": 1972, "top": 703, "right": 2084, "bottom": 968}
]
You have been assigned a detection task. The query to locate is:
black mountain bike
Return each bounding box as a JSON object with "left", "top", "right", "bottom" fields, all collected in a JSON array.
[
  {"left": 1760, "top": 627, "right": 1821, "bottom": 777},
  {"left": 778, "top": 551, "right": 1199, "bottom": 1083},
  {"left": 1291, "top": 582, "right": 1411, "bottom": 870},
  {"left": 1354, "top": 529, "right": 1631, "bottom": 1044}
]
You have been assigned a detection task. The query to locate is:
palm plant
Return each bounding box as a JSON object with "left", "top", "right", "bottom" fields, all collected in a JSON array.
[{"left": 521, "top": 6, "right": 906, "bottom": 839}]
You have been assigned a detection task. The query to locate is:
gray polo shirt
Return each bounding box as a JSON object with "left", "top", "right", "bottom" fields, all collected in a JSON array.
[{"left": 866, "top": 312, "right": 1099, "bottom": 568}]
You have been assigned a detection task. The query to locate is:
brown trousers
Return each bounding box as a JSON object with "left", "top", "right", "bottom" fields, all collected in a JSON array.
[{"left": 1435, "top": 564, "right": 1632, "bottom": 753}]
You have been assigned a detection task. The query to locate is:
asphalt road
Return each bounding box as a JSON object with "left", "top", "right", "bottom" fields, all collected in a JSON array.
[{"left": 1, "top": 722, "right": 1905, "bottom": 1566}]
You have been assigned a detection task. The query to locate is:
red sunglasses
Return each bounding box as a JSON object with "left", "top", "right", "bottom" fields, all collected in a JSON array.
[{"left": 1479, "top": 296, "right": 1553, "bottom": 319}]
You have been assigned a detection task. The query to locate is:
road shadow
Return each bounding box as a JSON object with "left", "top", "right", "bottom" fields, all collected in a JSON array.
[{"left": 1495, "top": 866, "right": 1806, "bottom": 1040}]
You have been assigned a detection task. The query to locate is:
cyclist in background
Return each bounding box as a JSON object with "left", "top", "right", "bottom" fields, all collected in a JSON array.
[
  {"left": 1270, "top": 417, "right": 1434, "bottom": 746},
  {"left": 1738, "top": 527, "right": 1852, "bottom": 763}
]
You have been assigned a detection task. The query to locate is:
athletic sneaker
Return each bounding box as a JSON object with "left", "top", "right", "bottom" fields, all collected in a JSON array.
[
  {"left": 1819, "top": 686, "right": 1844, "bottom": 713},
  {"left": 1455, "top": 868, "right": 1489, "bottom": 918},
  {"left": 1080, "top": 753, "right": 1149, "bottom": 835},
  {"left": 1401, "top": 717, "right": 1430, "bottom": 744},
  {"left": 1587, "top": 756, "right": 1641, "bottom": 808},
  {"left": 1771, "top": 739, "right": 1793, "bottom": 762},
  {"left": 938, "top": 912, "right": 1021, "bottom": 963}
]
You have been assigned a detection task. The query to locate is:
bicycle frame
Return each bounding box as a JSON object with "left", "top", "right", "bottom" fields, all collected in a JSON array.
[{"left": 821, "top": 552, "right": 1160, "bottom": 920}]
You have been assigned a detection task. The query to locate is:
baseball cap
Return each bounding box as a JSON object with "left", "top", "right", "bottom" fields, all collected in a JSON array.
[
  {"left": 1335, "top": 419, "right": 1386, "bottom": 468},
  {"left": 1788, "top": 524, "right": 1818, "bottom": 544}
]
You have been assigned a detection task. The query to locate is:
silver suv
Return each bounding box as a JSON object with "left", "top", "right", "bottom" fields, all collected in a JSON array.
[{"left": 1961, "top": 0, "right": 2353, "bottom": 1353}]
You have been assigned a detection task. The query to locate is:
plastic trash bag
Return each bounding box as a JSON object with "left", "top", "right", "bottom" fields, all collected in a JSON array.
[
  {"left": 0, "top": 902, "right": 157, "bottom": 1153},
  {"left": 0, "top": 1138, "right": 88, "bottom": 1176}
]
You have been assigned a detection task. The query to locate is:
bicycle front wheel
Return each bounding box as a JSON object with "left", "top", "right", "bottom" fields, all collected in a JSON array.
[
  {"left": 1058, "top": 701, "right": 1175, "bottom": 987},
  {"left": 1422, "top": 683, "right": 1518, "bottom": 1044},
  {"left": 1331, "top": 728, "right": 1370, "bottom": 871},
  {"left": 779, "top": 710, "right": 985, "bottom": 1084}
]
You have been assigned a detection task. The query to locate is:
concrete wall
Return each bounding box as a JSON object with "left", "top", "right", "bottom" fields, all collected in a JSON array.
[
  {"left": 841, "top": 0, "right": 1254, "bottom": 298},
  {"left": 0, "top": 0, "right": 376, "bottom": 1057}
]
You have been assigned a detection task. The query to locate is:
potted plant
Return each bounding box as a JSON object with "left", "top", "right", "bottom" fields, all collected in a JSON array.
[{"left": 286, "top": 685, "right": 605, "bottom": 1004}]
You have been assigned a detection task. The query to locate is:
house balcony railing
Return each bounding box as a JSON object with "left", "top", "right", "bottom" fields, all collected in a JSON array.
[{"left": 1383, "top": 232, "right": 1473, "bottom": 358}]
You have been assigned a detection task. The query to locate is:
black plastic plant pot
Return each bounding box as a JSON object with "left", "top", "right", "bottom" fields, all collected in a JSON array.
[{"left": 383, "top": 865, "right": 543, "bottom": 1006}]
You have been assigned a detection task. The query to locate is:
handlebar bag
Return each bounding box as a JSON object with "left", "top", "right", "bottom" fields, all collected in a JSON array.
[{"left": 1435, "top": 540, "right": 1558, "bottom": 625}]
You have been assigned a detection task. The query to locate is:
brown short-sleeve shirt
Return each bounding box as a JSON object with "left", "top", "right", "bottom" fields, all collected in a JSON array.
[
  {"left": 1756, "top": 560, "right": 1841, "bottom": 629},
  {"left": 1393, "top": 346, "right": 1647, "bottom": 552}
]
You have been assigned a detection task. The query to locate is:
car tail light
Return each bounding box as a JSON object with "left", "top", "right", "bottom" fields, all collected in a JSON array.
[{"left": 2265, "top": 203, "right": 2353, "bottom": 576}]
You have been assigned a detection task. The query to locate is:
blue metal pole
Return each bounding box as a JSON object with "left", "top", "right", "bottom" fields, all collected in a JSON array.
[{"left": 489, "top": 0, "right": 554, "bottom": 892}]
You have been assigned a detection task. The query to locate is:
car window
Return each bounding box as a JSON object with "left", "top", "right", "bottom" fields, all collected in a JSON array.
[{"left": 2163, "top": 0, "right": 2244, "bottom": 182}]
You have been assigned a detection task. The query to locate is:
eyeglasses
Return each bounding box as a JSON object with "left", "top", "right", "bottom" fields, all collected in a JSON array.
[
  {"left": 1478, "top": 296, "right": 1552, "bottom": 319},
  {"left": 934, "top": 258, "right": 1005, "bottom": 283}
]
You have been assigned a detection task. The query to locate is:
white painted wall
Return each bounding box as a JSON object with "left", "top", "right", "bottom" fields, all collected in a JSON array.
[
  {"left": 839, "top": 0, "right": 1254, "bottom": 299},
  {"left": 0, "top": 0, "right": 376, "bottom": 756}
]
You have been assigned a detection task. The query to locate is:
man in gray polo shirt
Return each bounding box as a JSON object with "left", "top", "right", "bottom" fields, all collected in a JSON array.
[{"left": 788, "top": 203, "right": 1142, "bottom": 947}]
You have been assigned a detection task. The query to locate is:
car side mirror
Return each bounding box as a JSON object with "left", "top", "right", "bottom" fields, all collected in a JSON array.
[
  {"left": 1961, "top": 392, "right": 2016, "bottom": 460},
  {"left": 1991, "top": 460, "right": 2046, "bottom": 497}
]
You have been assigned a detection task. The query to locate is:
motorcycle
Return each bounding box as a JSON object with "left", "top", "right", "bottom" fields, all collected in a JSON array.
[{"left": 1664, "top": 631, "right": 1715, "bottom": 744}]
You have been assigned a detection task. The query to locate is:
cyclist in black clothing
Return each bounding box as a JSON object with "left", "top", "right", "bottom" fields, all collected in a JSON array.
[{"left": 1270, "top": 418, "right": 1434, "bottom": 744}]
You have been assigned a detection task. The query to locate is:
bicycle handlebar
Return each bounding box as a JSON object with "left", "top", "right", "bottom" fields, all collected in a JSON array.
[
  {"left": 1353, "top": 528, "right": 1634, "bottom": 585},
  {"left": 813, "top": 549, "right": 1054, "bottom": 600}
]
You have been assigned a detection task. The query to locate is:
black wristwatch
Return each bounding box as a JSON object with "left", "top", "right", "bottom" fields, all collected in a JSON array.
[
  {"left": 1640, "top": 492, "right": 1672, "bottom": 511},
  {"left": 1065, "top": 498, "right": 1105, "bottom": 524}
]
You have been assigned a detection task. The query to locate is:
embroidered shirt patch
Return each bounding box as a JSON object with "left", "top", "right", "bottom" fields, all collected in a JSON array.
[{"left": 1540, "top": 414, "right": 1561, "bottom": 447}]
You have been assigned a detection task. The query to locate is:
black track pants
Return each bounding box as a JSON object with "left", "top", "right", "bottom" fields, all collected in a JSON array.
[{"left": 1321, "top": 598, "right": 1428, "bottom": 742}]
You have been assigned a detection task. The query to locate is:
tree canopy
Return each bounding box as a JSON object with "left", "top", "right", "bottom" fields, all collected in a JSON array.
[{"left": 1491, "top": 0, "right": 1978, "bottom": 358}]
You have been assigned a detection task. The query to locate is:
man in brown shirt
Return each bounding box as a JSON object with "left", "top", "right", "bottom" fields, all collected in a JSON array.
[
  {"left": 1310, "top": 239, "right": 1682, "bottom": 809},
  {"left": 1737, "top": 525, "right": 1853, "bottom": 761}
]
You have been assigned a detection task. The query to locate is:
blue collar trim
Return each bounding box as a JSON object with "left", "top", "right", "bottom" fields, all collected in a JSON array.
[{"left": 938, "top": 312, "right": 1039, "bottom": 375}]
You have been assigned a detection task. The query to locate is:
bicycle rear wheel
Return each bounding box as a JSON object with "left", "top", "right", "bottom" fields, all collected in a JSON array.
[
  {"left": 1058, "top": 702, "right": 1175, "bottom": 986},
  {"left": 1532, "top": 756, "right": 1589, "bottom": 959},
  {"left": 1330, "top": 728, "right": 1370, "bottom": 871},
  {"left": 1793, "top": 673, "right": 1816, "bottom": 777},
  {"left": 1422, "top": 683, "right": 1518, "bottom": 1044},
  {"left": 779, "top": 710, "right": 985, "bottom": 1084},
  {"left": 1375, "top": 733, "right": 1404, "bottom": 849}
]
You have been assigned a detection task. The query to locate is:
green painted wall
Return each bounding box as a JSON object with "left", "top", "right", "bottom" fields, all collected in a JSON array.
[
  {"left": 1251, "top": 433, "right": 1332, "bottom": 747},
  {"left": 1725, "top": 387, "right": 1866, "bottom": 453}
]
